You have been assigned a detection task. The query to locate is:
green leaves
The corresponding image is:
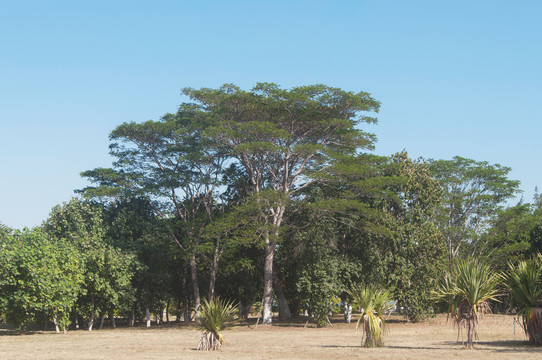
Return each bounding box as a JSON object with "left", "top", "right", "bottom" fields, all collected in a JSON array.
[
  {"left": 0, "top": 229, "right": 84, "bottom": 330},
  {"left": 506, "top": 255, "right": 542, "bottom": 344},
  {"left": 348, "top": 284, "right": 395, "bottom": 347},
  {"left": 429, "top": 156, "right": 521, "bottom": 260},
  {"left": 195, "top": 297, "right": 238, "bottom": 350},
  {"left": 433, "top": 258, "right": 502, "bottom": 348}
]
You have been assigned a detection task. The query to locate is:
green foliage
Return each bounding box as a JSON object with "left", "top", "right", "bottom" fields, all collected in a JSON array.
[
  {"left": 0, "top": 229, "right": 84, "bottom": 331},
  {"left": 195, "top": 297, "right": 238, "bottom": 350},
  {"left": 429, "top": 156, "right": 521, "bottom": 261},
  {"left": 507, "top": 255, "right": 542, "bottom": 345},
  {"left": 295, "top": 223, "right": 341, "bottom": 327},
  {"left": 380, "top": 153, "right": 446, "bottom": 321},
  {"left": 348, "top": 284, "right": 395, "bottom": 347},
  {"left": 479, "top": 204, "right": 537, "bottom": 267},
  {"left": 43, "top": 198, "right": 138, "bottom": 328},
  {"left": 433, "top": 259, "right": 502, "bottom": 348}
]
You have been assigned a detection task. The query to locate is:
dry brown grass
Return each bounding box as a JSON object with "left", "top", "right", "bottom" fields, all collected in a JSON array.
[{"left": 1, "top": 314, "right": 541, "bottom": 359}]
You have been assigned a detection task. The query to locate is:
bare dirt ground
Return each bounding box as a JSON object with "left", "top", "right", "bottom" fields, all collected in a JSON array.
[{"left": 1, "top": 314, "right": 541, "bottom": 359}]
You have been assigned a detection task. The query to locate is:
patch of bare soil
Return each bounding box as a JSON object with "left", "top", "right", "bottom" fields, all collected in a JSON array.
[{"left": 1, "top": 314, "right": 541, "bottom": 359}]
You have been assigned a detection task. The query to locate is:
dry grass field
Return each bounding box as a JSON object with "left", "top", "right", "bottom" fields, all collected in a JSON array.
[{"left": 1, "top": 314, "right": 541, "bottom": 359}]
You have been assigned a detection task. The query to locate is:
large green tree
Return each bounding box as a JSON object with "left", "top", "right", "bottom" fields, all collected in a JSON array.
[
  {"left": 81, "top": 106, "right": 227, "bottom": 310},
  {"left": 183, "top": 83, "right": 380, "bottom": 324},
  {"left": 429, "top": 156, "right": 520, "bottom": 261}
]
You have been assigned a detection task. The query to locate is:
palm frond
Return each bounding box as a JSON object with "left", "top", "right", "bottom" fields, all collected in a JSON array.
[
  {"left": 195, "top": 297, "right": 238, "bottom": 350},
  {"left": 348, "top": 284, "right": 394, "bottom": 347},
  {"left": 507, "top": 256, "right": 542, "bottom": 345}
]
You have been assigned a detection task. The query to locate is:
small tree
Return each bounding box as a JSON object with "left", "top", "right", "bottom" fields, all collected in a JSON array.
[
  {"left": 434, "top": 259, "right": 502, "bottom": 349},
  {"left": 507, "top": 255, "right": 542, "bottom": 345},
  {"left": 348, "top": 284, "right": 394, "bottom": 347},
  {"left": 195, "top": 297, "right": 238, "bottom": 351}
]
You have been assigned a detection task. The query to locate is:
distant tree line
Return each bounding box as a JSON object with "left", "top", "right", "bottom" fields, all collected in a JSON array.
[{"left": 1, "top": 83, "right": 541, "bottom": 332}]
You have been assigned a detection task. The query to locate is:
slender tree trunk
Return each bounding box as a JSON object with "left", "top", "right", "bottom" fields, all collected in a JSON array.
[
  {"left": 208, "top": 246, "right": 220, "bottom": 301},
  {"left": 344, "top": 303, "right": 352, "bottom": 323},
  {"left": 130, "top": 307, "right": 135, "bottom": 327},
  {"left": 146, "top": 308, "right": 151, "bottom": 328},
  {"left": 43, "top": 312, "right": 48, "bottom": 331},
  {"left": 273, "top": 270, "right": 291, "bottom": 319},
  {"left": 99, "top": 313, "right": 105, "bottom": 330},
  {"left": 176, "top": 299, "right": 181, "bottom": 323},
  {"left": 466, "top": 315, "right": 474, "bottom": 349},
  {"left": 183, "top": 303, "right": 190, "bottom": 322},
  {"left": 166, "top": 301, "right": 170, "bottom": 323},
  {"left": 88, "top": 296, "right": 95, "bottom": 331},
  {"left": 189, "top": 254, "right": 201, "bottom": 311},
  {"left": 75, "top": 316, "right": 79, "bottom": 330},
  {"left": 110, "top": 311, "right": 116, "bottom": 328},
  {"left": 52, "top": 312, "right": 60, "bottom": 334},
  {"left": 239, "top": 299, "right": 244, "bottom": 318}
]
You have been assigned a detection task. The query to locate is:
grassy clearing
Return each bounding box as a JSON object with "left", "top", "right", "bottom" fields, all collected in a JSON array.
[{"left": 1, "top": 314, "right": 541, "bottom": 359}]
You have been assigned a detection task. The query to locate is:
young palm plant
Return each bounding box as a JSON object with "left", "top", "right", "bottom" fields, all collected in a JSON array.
[
  {"left": 348, "top": 284, "right": 395, "bottom": 347},
  {"left": 507, "top": 255, "right": 542, "bottom": 345},
  {"left": 434, "top": 259, "right": 502, "bottom": 349},
  {"left": 195, "top": 297, "right": 238, "bottom": 351}
]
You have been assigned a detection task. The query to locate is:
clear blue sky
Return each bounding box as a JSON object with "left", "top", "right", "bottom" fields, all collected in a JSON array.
[{"left": 1, "top": 0, "right": 541, "bottom": 229}]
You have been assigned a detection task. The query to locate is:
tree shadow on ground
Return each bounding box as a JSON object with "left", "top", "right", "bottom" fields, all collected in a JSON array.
[
  {"left": 474, "top": 340, "right": 541, "bottom": 352},
  {"left": 0, "top": 324, "right": 38, "bottom": 336}
]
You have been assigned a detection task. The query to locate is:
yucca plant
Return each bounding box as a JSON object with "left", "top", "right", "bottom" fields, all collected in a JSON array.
[
  {"left": 348, "top": 284, "right": 395, "bottom": 347},
  {"left": 507, "top": 255, "right": 542, "bottom": 345},
  {"left": 434, "top": 259, "right": 502, "bottom": 349},
  {"left": 195, "top": 297, "right": 238, "bottom": 351}
]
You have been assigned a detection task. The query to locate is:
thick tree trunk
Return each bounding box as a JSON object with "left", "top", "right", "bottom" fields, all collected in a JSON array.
[
  {"left": 273, "top": 270, "right": 291, "bottom": 319},
  {"left": 189, "top": 254, "right": 201, "bottom": 311},
  {"left": 527, "top": 308, "right": 542, "bottom": 345},
  {"left": 261, "top": 241, "right": 275, "bottom": 325}
]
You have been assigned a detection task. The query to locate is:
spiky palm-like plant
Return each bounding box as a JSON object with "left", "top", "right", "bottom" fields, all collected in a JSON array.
[
  {"left": 434, "top": 259, "right": 502, "bottom": 349},
  {"left": 348, "top": 285, "right": 395, "bottom": 347},
  {"left": 507, "top": 255, "right": 542, "bottom": 345},
  {"left": 195, "top": 297, "right": 238, "bottom": 351}
]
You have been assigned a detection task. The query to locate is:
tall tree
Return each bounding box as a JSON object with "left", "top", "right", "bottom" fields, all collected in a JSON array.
[
  {"left": 379, "top": 153, "right": 446, "bottom": 321},
  {"left": 183, "top": 83, "right": 380, "bottom": 324},
  {"left": 429, "top": 156, "right": 520, "bottom": 261},
  {"left": 81, "top": 106, "right": 226, "bottom": 310}
]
